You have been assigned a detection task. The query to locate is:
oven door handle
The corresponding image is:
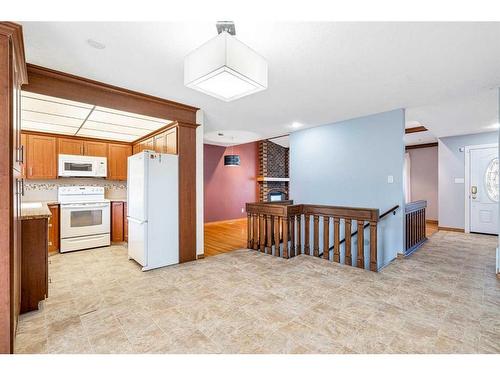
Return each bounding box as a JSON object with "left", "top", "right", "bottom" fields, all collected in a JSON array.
[{"left": 61, "top": 203, "right": 110, "bottom": 209}]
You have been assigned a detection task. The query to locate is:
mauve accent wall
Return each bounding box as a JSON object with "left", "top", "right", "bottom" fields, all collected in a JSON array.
[
  {"left": 204, "top": 142, "right": 259, "bottom": 223},
  {"left": 408, "top": 147, "right": 438, "bottom": 221}
]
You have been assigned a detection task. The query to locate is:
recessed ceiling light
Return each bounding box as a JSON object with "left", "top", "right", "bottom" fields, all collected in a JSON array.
[
  {"left": 87, "top": 39, "right": 106, "bottom": 50},
  {"left": 291, "top": 122, "right": 303, "bottom": 129}
]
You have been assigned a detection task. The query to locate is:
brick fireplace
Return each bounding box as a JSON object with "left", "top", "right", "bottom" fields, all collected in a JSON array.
[{"left": 258, "top": 140, "right": 289, "bottom": 202}]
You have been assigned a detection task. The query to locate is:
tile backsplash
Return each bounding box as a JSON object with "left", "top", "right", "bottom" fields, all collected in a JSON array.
[{"left": 23, "top": 178, "right": 127, "bottom": 202}]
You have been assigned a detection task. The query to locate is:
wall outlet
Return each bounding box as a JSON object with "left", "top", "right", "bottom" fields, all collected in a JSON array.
[
  {"left": 387, "top": 175, "right": 394, "bottom": 184},
  {"left": 241, "top": 208, "right": 245, "bottom": 213}
]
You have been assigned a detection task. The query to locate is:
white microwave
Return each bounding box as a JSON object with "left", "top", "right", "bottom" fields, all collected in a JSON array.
[{"left": 58, "top": 154, "right": 107, "bottom": 178}]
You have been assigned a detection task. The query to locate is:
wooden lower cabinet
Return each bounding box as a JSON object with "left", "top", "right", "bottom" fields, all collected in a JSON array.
[
  {"left": 111, "top": 201, "right": 125, "bottom": 242},
  {"left": 48, "top": 205, "right": 59, "bottom": 254},
  {"left": 124, "top": 203, "right": 128, "bottom": 242},
  {"left": 21, "top": 218, "right": 48, "bottom": 313}
]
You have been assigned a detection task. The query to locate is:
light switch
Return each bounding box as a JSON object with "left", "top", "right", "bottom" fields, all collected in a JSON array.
[{"left": 387, "top": 175, "right": 394, "bottom": 184}]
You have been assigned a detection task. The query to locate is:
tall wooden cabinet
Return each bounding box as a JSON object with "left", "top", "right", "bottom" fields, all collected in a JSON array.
[{"left": 0, "top": 22, "right": 27, "bottom": 354}]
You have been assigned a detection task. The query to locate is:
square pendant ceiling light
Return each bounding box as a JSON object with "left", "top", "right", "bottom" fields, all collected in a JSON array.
[{"left": 184, "top": 31, "right": 268, "bottom": 102}]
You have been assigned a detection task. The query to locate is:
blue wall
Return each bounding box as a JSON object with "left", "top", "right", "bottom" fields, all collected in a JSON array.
[
  {"left": 438, "top": 131, "right": 498, "bottom": 229},
  {"left": 289, "top": 109, "right": 405, "bottom": 268}
]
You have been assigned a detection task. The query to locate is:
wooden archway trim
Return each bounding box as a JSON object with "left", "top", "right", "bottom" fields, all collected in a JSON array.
[{"left": 23, "top": 63, "right": 199, "bottom": 124}]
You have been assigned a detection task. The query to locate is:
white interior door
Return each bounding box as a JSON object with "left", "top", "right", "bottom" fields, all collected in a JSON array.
[{"left": 470, "top": 146, "right": 499, "bottom": 234}]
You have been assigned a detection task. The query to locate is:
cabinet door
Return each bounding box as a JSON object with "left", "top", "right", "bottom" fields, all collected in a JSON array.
[
  {"left": 108, "top": 144, "right": 132, "bottom": 181},
  {"left": 27, "top": 135, "right": 57, "bottom": 179},
  {"left": 48, "top": 205, "right": 59, "bottom": 254},
  {"left": 84, "top": 141, "right": 108, "bottom": 157},
  {"left": 132, "top": 143, "right": 143, "bottom": 155},
  {"left": 142, "top": 137, "right": 155, "bottom": 152},
  {"left": 154, "top": 132, "right": 167, "bottom": 153},
  {"left": 123, "top": 203, "right": 128, "bottom": 242},
  {"left": 58, "top": 138, "right": 84, "bottom": 155},
  {"left": 165, "top": 128, "right": 177, "bottom": 154},
  {"left": 111, "top": 202, "right": 124, "bottom": 242}
]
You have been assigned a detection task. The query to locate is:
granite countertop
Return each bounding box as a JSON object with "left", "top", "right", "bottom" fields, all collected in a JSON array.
[{"left": 20, "top": 202, "right": 52, "bottom": 220}]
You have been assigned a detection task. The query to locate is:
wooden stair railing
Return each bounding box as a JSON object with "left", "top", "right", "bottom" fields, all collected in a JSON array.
[
  {"left": 246, "top": 202, "right": 380, "bottom": 271},
  {"left": 318, "top": 205, "right": 400, "bottom": 258},
  {"left": 405, "top": 200, "right": 427, "bottom": 255}
]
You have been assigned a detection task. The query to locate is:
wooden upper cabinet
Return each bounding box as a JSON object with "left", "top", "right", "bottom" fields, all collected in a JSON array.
[
  {"left": 26, "top": 134, "right": 57, "bottom": 179},
  {"left": 141, "top": 137, "right": 155, "bottom": 152},
  {"left": 58, "top": 138, "right": 84, "bottom": 155},
  {"left": 132, "top": 143, "right": 143, "bottom": 155},
  {"left": 153, "top": 128, "right": 177, "bottom": 154},
  {"left": 84, "top": 141, "right": 108, "bottom": 157},
  {"left": 108, "top": 144, "right": 132, "bottom": 181},
  {"left": 165, "top": 128, "right": 177, "bottom": 154}
]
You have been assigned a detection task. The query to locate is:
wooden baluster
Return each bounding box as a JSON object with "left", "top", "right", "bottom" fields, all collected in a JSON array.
[
  {"left": 253, "top": 213, "right": 259, "bottom": 250},
  {"left": 274, "top": 216, "right": 280, "bottom": 257},
  {"left": 282, "top": 216, "right": 289, "bottom": 258},
  {"left": 333, "top": 217, "right": 340, "bottom": 263},
  {"left": 369, "top": 221, "right": 378, "bottom": 272},
  {"left": 247, "top": 213, "right": 252, "bottom": 249},
  {"left": 259, "top": 214, "right": 265, "bottom": 252},
  {"left": 304, "top": 215, "right": 310, "bottom": 255},
  {"left": 290, "top": 215, "right": 295, "bottom": 257},
  {"left": 357, "top": 220, "right": 364, "bottom": 269},
  {"left": 266, "top": 215, "right": 272, "bottom": 254},
  {"left": 323, "top": 216, "right": 330, "bottom": 260},
  {"left": 313, "top": 215, "right": 319, "bottom": 257},
  {"left": 345, "top": 218, "right": 352, "bottom": 266},
  {"left": 296, "top": 215, "right": 302, "bottom": 255}
]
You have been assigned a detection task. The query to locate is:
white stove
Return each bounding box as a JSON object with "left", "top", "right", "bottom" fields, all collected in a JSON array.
[{"left": 58, "top": 186, "right": 110, "bottom": 252}]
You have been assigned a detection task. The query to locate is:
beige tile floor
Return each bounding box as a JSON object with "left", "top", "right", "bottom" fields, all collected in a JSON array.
[{"left": 15, "top": 231, "right": 500, "bottom": 354}]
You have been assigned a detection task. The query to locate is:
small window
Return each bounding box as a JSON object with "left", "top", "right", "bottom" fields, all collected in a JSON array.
[{"left": 485, "top": 157, "right": 499, "bottom": 202}]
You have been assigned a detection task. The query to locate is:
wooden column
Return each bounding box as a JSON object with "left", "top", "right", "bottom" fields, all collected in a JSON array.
[
  {"left": 323, "top": 216, "right": 330, "bottom": 260},
  {"left": 282, "top": 216, "right": 289, "bottom": 258},
  {"left": 273, "top": 216, "right": 280, "bottom": 256},
  {"left": 296, "top": 215, "right": 302, "bottom": 255},
  {"left": 304, "top": 215, "right": 310, "bottom": 255},
  {"left": 247, "top": 213, "right": 252, "bottom": 248},
  {"left": 266, "top": 215, "right": 272, "bottom": 254},
  {"left": 344, "top": 219, "right": 352, "bottom": 266},
  {"left": 177, "top": 123, "right": 198, "bottom": 263},
  {"left": 289, "top": 215, "right": 295, "bottom": 258},
  {"left": 253, "top": 213, "right": 259, "bottom": 250},
  {"left": 369, "top": 221, "right": 378, "bottom": 272},
  {"left": 333, "top": 217, "right": 340, "bottom": 263},
  {"left": 357, "top": 221, "right": 365, "bottom": 269},
  {"left": 259, "top": 214, "right": 265, "bottom": 252},
  {"left": 313, "top": 215, "right": 319, "bottom": 257}
]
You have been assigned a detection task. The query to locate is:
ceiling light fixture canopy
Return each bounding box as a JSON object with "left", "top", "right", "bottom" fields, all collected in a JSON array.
[{"left": 184, "top": 21, "right": 268, "bottom": 102}]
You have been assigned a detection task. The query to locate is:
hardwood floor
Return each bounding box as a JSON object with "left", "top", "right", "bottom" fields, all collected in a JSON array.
[
  {"left": 426, "top": 220, "right": 439, "bottom": 237},
  {"left": 204, "top": 218, "right": 247, "bottom": 257}
]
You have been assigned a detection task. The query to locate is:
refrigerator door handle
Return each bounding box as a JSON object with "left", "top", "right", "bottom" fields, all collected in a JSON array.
[{"left": 127, "top": 217, "right": 147, "bottom": 224}]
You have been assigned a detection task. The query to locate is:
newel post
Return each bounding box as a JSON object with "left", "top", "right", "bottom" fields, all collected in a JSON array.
[
  {"left": 247, "top": 213, "right": 252, "bottom": 249},
  {"left": 282, "top": 216, "right": 289, "bottom": 259},
  {"left": 369, "top": 221, "right": 378, "bottom": 272}
]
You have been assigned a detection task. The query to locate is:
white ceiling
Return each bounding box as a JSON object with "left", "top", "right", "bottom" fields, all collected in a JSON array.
[
  {"left": 21, "top": 92, "right": 171, "bottom": 142},
  {"left": 20, "top": 22, "right": 500, "bottom": 144}
]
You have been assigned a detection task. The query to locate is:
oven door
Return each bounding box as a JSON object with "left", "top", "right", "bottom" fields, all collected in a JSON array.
[{"left": 60, "top": 202, "right": 110, "bottom": 238}]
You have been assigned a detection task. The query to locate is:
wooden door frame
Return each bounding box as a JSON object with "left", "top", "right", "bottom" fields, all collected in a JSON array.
[
  {"left": 0, "top": 22, "right": 28, "bottom": 354},
  {"left": 464, "top": 143, "right": 498, "bottom": 234},
  {"left": 22, "top": 64, "right": 200, "bottom": 264}
]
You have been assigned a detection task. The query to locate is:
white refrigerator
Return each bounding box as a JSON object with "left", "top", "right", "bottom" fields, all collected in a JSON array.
[{"left": 127, "top": 151, "right": 179, "bottom": 271}]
